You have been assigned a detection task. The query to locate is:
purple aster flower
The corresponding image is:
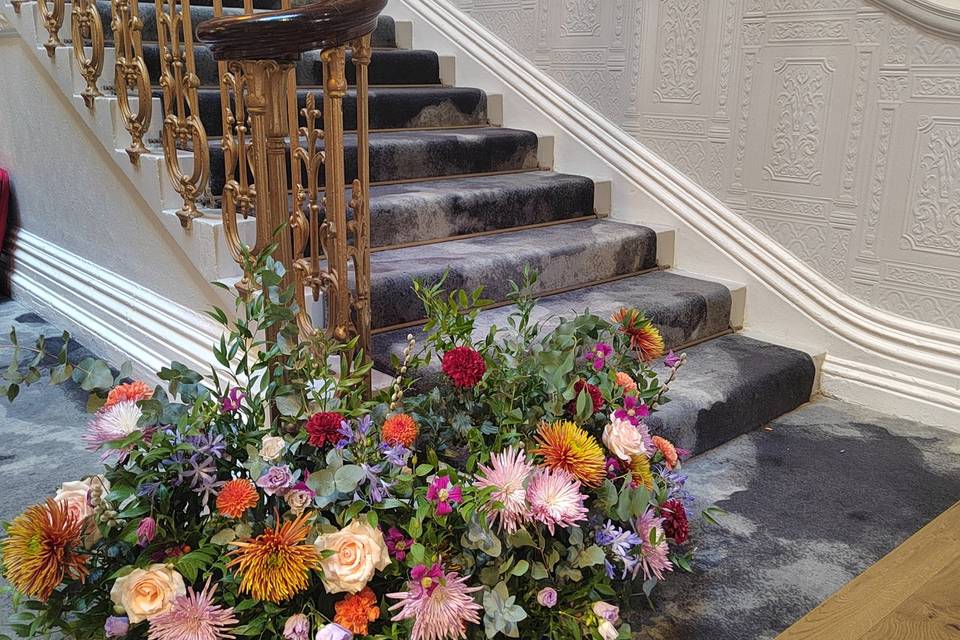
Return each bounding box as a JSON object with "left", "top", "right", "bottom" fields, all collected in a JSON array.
[
  {"left": 596, "top": 520, "right": 643, "bottom": 579},
  {"left": 664, "top": 350, "right": 681, "bottom": 368},
  {"left": 585, "top": 342, "right": 613, "bottom": 371},
  {"left": 256, "top": 464, "right": 294, "bottom": 496},
  {"left": 380, "top": 442, "right": 411, "bottom": 467},
  {"left": 180, "top": 455, "right": 223, "bottom": 505},
  {"left": 426, "top": 476, "right": 462, "bottom": 517},
  {"left": 220, "top": 387, "right": 245, "bottom": 413},
  {"left": 356, "top": 414, "right": 373, "bottom": 437},
  {"left": 614, "top": 395, "right": 649, "bottom": 426},
  {"left": 186, "top": 432, "right": 227, "bottom": 459}
]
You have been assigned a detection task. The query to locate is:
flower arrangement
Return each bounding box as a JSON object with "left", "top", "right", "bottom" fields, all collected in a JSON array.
[{"left": 1, "top": 260, "right": 713, "bottom": 640}]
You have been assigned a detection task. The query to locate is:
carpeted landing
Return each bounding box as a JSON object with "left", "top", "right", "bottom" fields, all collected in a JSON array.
[{"left": 3, "top": 301, "right": 960, "bottom": 639}]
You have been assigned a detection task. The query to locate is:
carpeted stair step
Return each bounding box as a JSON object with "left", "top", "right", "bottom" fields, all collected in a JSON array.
[
  {"left": 142, "top": 46, "right": 439, "bottom": 89},
  {"left": 368, "top": 172, "right": 596, "bottom": 248},
  {"left": 371, "top": 269, "right": 733, "bottom": 369},
  {"left": 189, "top": 86, "right": 487, "bottom": 137},
  {"left": 98, "top": 2, "right": 396, "bottom": 49},
  {"left": 190, "top": 0, "right": 281, "bottom": 9},
  {"left": 208, "top": 127, "right": 540, "bottom": 196},
  {"left": 646, "top": 333, "right": 816, "bottom": 456},
  {"left": 368, "top": 219, "right": 658, "bottom": 329}
]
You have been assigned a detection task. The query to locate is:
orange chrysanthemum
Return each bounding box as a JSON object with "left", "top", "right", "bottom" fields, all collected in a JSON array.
[
  {"left": 630, "top": 454, "right": 654, "bottom": 491},
  {"left": 334, "top": 586, "right": 380, "bottom": 635},
  {"left": 216, "top": 479, "right": 260, "bottom": 518},
  {"left": 2, "top": 498, "right": 89, "bottom": 601},
  {"left": 381, "top": 413, "right": 419, "bottom": 448},
  {"left": 652, "top": 436, "right": 679, "bottom": 470},
  {"left": 104, "top": 380, "right": 153, "bottom": 408},
  {"left": 226, "top": 513, "right": 320, "bottom": 603},
  {"left": 614, "top": 371, "right": 637, "bottom": 392},
  {"left": 533, "top": 420, "right": 606, "bottom": 487},
  {"left": 611, "top": 308, "right": 665, "bottom": 362}
]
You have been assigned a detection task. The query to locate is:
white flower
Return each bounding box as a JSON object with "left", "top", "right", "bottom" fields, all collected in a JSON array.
[
  {"left": 260, "top": 435, "right": 286, "bottom": 462},
  {"left": 598, "top": 620, "right": 619, "bottom": 640}
]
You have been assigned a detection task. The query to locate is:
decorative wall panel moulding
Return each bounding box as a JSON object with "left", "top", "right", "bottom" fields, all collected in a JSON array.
[{"left": 871, "top": 0, "right": 960, "bottom": 37}]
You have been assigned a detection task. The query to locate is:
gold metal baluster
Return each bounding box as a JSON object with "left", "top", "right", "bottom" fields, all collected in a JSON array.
[
  {"left": 72, "top": 0, "right": 104, "bottom": 108},
  {"left": 349, "top": 35, "right": 373, "bottom": 364},
  {"left": 157, "top": 0, "right": 209, "bottom": 228},
  {"left": 113, "top": 0, "right": 152, "bottom": 162},
  {"left": 10, "top": 0, "right": 22, "bottom": 15},
  {"left": 321, "top": 46, "right": 352, "bottom": 347},
  {"left": 38, "top": 0, "right": 64, "bottom": 57}
]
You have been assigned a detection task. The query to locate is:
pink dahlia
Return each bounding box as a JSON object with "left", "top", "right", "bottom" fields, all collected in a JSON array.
[
  {"left": 474, "top": 447, "right": 534, "bottom": 534},
  {"left": 525, "top": 467, "right": 588, "bottom": 535},
  {"left": 635, "top": 509, "right": 673, "bottom": 581},
  {"left": 387, "top": 565, "right": 483, "bottom": 640},
  {"left": 83, "top": 400, "right": 142, "bottom": 460},
  {"left": 147, "top": 579, "right": 237, "bottom": 640}
]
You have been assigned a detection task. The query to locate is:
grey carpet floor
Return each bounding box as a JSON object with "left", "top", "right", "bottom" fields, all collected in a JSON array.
[{"left": 1, "top": 298, "right": 959, "bottom": 639}]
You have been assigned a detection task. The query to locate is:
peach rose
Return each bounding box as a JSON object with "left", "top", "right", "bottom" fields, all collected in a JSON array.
[
  {"left": 54, "top": 476, "right": 110, "bottom": 523},
  {"left": 260, "top": 435, "right": 286, "bottom": 462},
  {"left": 602, "top": 416, "right": 648, "bottom": 461},
  {"left": 315, "top": 520, "right": 390, "bottom": 594},
  {"left": 110, "top": 564, "right": 186, "bottom": 623}
]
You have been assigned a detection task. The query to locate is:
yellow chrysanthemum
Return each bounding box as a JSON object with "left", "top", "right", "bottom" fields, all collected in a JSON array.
[
  {"left": 533, "top": 420, "right": 606, "bottom": 487},
  {"left": 226, "top": 513, "right": 319, "bottom": 603},
  {"left": 611, "top": 308, "right": 665, "bottom": 362},
  {"left": 2, "top": 498, "right": 89, "bottom": 601},
  {"left": 630, "top": 454, "right": 655, "bottom": 491}
]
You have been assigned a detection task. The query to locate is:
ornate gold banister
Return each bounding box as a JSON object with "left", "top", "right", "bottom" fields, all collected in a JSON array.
[
  {"left": 71, "top": 0, "right": 105, "bottom": 107},
  {"left": 112, "top": 0, "right": 152, "bottom": 162},
  {"left": 197, "top": 0, "right": 386, "bottom": 370},
  {"left": 38, "top": 0, "right": 65, "bottom": 56}
]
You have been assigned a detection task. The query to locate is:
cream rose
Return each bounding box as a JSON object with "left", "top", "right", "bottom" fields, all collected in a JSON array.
[
  {"left": 110, "top": 564, "right": 186, "bottom": 623},
  {"left": 315, "top": 520, "right": 390, "bottom": 594},
  {"left": 55, "top": 476, "right": 110, "bottom": 523},
  {"left": 260, "top": 435, "right": 286, "bottom": 462},
  {"left": 602, "top": 417, "right": 648, "bottom": 461}
]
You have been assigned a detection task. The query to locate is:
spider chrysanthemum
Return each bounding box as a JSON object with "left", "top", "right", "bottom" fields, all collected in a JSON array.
[
  {"left": 474, "top": 447, "right": 534, "bottom": 534},
  {"left": 381, "top": 413, "right": 419, "bottom": 448},
  {"left": 630, "top": 454, "right": 655, "bottom": 491},
  {"left": 147, "top": 579, "right": 237, "bottom": 640},
  {"left": 611, "top": 308, "right": 665, "bottom": 362},
  {"left": 533, "top": 420, "right": 606, "bottom": 487},
  {"left": 525, "top": 468, "right": 588, "bottom": 535},
  {"left": 225, "top": 513, "right": 319, "bottom": 603},
  {"left": 387, "top": 567, "right": 483, "bottom": 640},
  {"left": 216, "top": 479, "right": 259, "bottom": 519},
  {"left": 83, "top": 400, "right": 142, "bottom": 459},
  {"left": 2, "top": 498, "right": 88, "bottom": 601}
]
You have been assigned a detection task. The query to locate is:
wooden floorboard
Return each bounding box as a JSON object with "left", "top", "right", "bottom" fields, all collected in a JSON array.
[{"left": 777, "top": 501, "right": 960, "bottom": 640}]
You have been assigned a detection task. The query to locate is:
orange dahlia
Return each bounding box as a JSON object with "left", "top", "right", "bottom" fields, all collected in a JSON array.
[
  {"left": 2, "top": 498, "right": 88, "bottom": 601},
  {"left": 630, "top": 454, "right": 654, "bottom": 491},
  {"left": 381, "top": 413, "right": 419, "bottom": 448},
  {"left": 334, "top": 586, "right": 380, "bottom": 634},
  {"left": 105, "top": 380, "right": 153, "bottom": 408},
  {"left": 533, "top": 420, "right": 606, "bottom": 487},
  {"left": 614, "top": 371, "right": 638, "bottom": 392},
  {"left": 611, "top": 308, "right": 665, "bottom": 362},
  {"left": 652, "top": 436, "right": 679, "bottom": 469},
  {"left": 226, "top": 512, "right": 319, "bottom": 603},
  {"left": 216, "top": 479, "right": 260, "bottom": 518}
]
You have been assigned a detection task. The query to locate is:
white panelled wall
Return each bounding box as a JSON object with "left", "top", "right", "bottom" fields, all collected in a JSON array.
[{"left": 452, "top": 0, "right": 960, "bottom": 332}]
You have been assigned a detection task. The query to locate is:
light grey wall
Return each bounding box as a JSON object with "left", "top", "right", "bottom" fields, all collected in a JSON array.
[{"left": 453, "top": 0, "right": 960, "bottom": 330}]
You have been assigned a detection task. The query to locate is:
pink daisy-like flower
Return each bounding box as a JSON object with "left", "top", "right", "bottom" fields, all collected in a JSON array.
[
  {"left": 525, "top": 467, "right": 588, "bottom": 535},
  {"left": 387, "top": 565, "right": 483, "bottom": 640},
  {"left": 634, "top": 509, "right": 673, "bottom": 582},
  {"left": 584, "top": 342, "right": 613, "bottom": 371},
  {"left": 147, "top": 579, "right": 237, "bottom": 640},
  {"left": 426, "top": 476, "right": 462, "bottom": 517},
  {"left": 474, "top": 447, "right": 534, "bottom": 534},
  {"left": 83, "top": 400, "right": 142, "bottom": 460},
  {"left": 614, "top": 396, "right": 649, "bottom": 426}
]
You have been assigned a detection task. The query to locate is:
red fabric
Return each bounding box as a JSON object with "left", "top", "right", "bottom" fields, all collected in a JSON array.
[{"left": 0, "top": 168, "right": 9, "bottom": 251}]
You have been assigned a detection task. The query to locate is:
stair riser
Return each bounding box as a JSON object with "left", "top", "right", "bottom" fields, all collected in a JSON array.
[
  {"left": 208, "top": 129, "right": 540, "bottom": 196},
  {"left": 369, "top": 221, "right": 658, "bottom": 329},
  {"left": 189, "top": 88, "right": 487, "bottom": 137},
  {"left": 369, "top": 174, "right": 595, "bottom": 248}
]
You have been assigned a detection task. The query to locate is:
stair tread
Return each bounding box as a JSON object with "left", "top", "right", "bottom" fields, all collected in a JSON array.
[{"left": 368, "top": 219, "right": 658, "bottom": 328}]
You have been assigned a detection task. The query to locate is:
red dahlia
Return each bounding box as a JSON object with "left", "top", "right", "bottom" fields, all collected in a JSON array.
[
  {"left": 661, "top": 499, "right": 689, "bottom": 544},
  {"left": 566, "top": 379, "right": 605, "bottom": 415},
  {"left": 305, "top": 411, "right": 345, "bottom": 448},
  {"left": 441, "top": 346, "right": 486, "bottom": 388}
]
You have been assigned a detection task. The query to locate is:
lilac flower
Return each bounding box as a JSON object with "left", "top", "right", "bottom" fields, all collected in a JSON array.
[
  {"left": 664, "top": 350, "right": 681, "bottom": 368},
  {"left": 614, "top": 395, "right": 649, "bottom": 426},
  {"left": 537, "top": 587, "right": 558, "bottom": 608},
  {"left": 136, "top": 517, "right": 157, "bottom": 547},
  {"left": 593, "top": 602, "right": 620, "bottom": 624},
  {"left": 426, "top": 476, "right": 462, "bottom": 516},
  {"left": 186, "top": 432, "right": 227, "bottom": 459},
  {"left": 180, "top": 455, "right": 224, "bottom": 505},
  {"left": 356, "top": 414, "right": 373, "bottom": 437},
  {"left": 104, "top": 616, "right": 129, "bottom": 637},
  {"left": 220, "top": 387, "right": 245, "bottom": 413},
  {"left": 315, "top": 623, "right": 353, "bottom": 640},
  {"left": 585, "top": 342, "right": 613, "bottom": 371},
  {"left": 595, "top": 520, "right": 643, "bottom": 579},
  {"left": 360, "top": 463, "right": 392, "bottom": 504},
  {"left": 256, "top": 465, "right": 294, "bottom": 496},
  {"left": 381, "top": 442, "right": 411, "bottom": 467},
  {"left": 283, "top": 613, "right": 310, "bottom": 640}
]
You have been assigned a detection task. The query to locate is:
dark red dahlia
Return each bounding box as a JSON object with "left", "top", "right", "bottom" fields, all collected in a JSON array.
[
  {"left": 661, "top": 499, "right": 689, "bottom": 544},
  {"left": 305, "top": 411, "right": 345, "bottom": 448},
  {"left": 566, "top": 379, "right": 605, "bottom": 415},
  {"left": 441, "top": 346, "right": 486, "bottom": 388}
]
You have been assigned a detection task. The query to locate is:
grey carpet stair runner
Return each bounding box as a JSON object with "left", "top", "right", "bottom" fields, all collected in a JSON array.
[{"left": 127, "top": 0, "right": 816, "bottom": 459}]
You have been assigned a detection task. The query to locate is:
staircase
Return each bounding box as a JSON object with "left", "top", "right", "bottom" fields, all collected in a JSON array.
[{"left": 8, "top": 0, "right": 819, "bottom": 458}]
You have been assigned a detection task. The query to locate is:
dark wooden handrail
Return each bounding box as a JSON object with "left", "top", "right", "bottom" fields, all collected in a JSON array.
[{"left": 196, "top": 0, "right": 387, "bottom": 60}]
